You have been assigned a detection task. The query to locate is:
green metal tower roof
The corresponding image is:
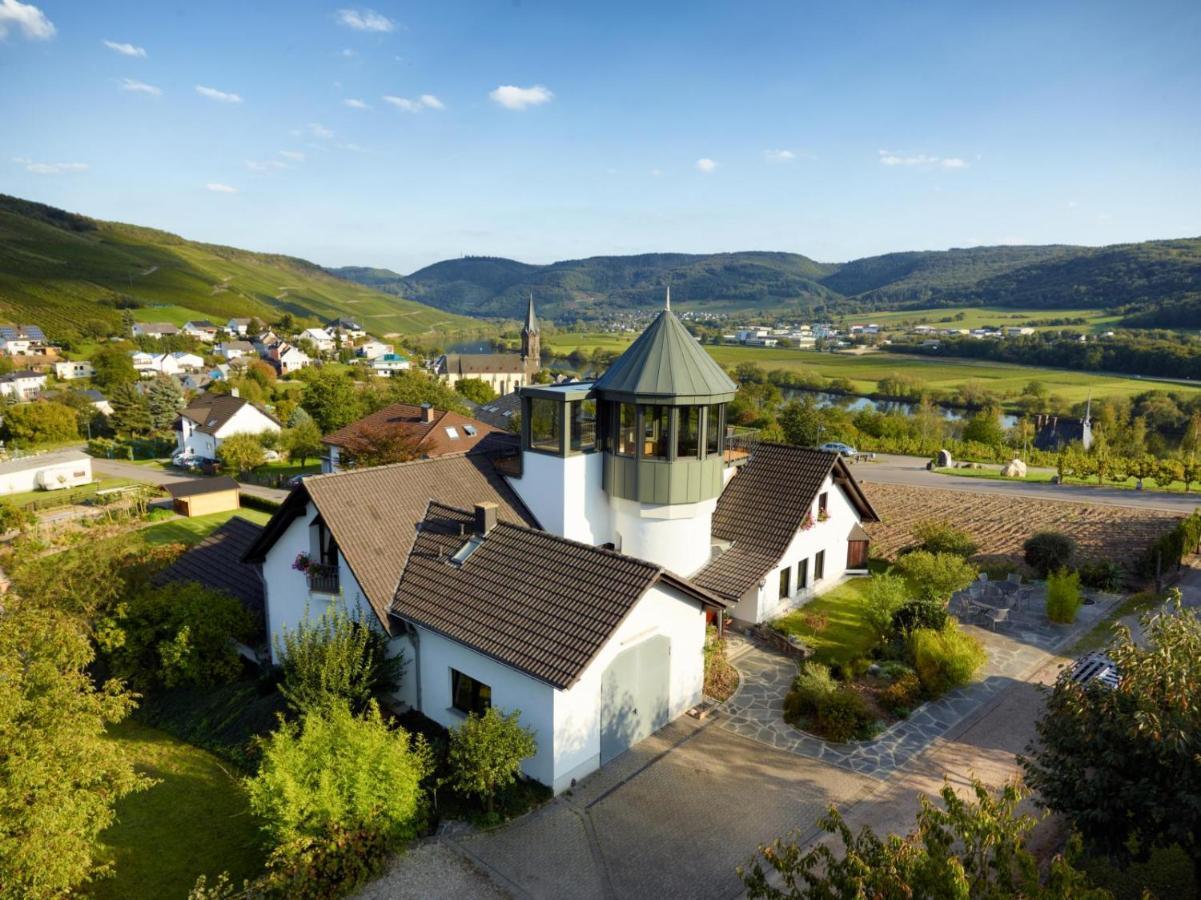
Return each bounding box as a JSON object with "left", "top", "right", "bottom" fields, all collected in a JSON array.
[{"left": 594, "top": 303, "right": 737, "bottom": 405}]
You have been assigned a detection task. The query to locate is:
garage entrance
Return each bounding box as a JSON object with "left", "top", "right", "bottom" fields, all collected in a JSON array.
[{"left": 600, "top": 634, "right": 671, "bottom": 763}]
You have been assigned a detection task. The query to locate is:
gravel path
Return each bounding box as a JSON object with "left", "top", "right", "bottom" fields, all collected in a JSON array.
[{"left": 351, "top": 842, "right": 507, "bottom": 900}]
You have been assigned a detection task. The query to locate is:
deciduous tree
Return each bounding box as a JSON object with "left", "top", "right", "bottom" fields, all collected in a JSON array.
[
  {"left": 447, "top": 707, "right": 537, "bottom": 815},
  {"left": 454, "top": 377, "right": 498, "bottom": 404},
  {"left": 0, "top": 400, "right": 80, "bottom": 445},
  {"left": 216, "top": 432, "right": 266, "bottom": 474}
]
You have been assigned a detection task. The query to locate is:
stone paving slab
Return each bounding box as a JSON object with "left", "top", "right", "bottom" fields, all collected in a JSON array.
[{"left": 718, "top": 590, "right": 1121, "bottom": 779}]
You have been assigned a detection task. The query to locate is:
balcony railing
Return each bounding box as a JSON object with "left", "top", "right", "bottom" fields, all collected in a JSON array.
[
  {"left": 724, "top": 426, "right": 761, "bottom": 465},
  {"left": 306, "top": 562, "right": 340, "bottom": 594}
]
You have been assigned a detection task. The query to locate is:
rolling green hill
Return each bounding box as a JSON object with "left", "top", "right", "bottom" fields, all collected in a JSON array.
[
  {"left": 333, "top": 239, "right": 1201, "bottom": 325},
  {"left": 0, "top": 195, "right": 477, "bottom": 339}
]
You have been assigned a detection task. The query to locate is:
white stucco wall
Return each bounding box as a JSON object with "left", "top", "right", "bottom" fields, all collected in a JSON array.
[
  {"left": 213, "top": 403, "right": 281, "bottom": 441},
  {"left": 611, "top": 495, "right": 716, "bottom": 577},
  {"left": 509, "top": 450, "right": 612, "bottom": 544}
]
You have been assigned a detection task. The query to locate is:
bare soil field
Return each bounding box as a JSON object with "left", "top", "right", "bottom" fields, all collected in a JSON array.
[{"left": 862, "top": 483, "right": 1181, "bottom": 565}]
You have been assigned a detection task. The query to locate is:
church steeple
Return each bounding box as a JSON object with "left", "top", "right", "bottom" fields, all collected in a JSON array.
[{"left": 521, "top": 293, "right": 541, "bottom": 368}]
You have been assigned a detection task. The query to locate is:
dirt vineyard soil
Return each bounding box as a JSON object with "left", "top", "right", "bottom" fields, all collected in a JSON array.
[{"left": 862, "top": 483, "right": 1181, "bottom": 566}]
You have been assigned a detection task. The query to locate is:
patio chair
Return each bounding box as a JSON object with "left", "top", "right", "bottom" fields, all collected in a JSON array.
[{"left": 986, "top": 607, "right": 1010, "bottom": 631}]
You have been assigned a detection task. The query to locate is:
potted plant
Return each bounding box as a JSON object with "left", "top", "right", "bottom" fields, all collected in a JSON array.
[
  {"left": 292, "top": 552, "right": 311, "bottom": 572},
  {"left": 800, "top": 512, "right": 815, "bottom": 531}
]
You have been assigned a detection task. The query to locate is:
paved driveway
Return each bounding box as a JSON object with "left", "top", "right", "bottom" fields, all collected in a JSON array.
[{"left": 92, "top": 457, "right": 289, "bottom": 503}]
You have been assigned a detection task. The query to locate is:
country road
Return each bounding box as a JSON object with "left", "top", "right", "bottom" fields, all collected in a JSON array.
[
  {"left": 91, "top": 458, "right": 289, "bottom": 503},
  {"left": 854, "top": 453, "right": 1201, "bottom": 514}
]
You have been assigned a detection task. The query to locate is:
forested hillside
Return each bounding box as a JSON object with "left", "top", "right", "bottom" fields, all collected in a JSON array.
[
  {"left": 0, "top": 195, "right": 476, "bottom": 339},
  {"left": 334, "top": 239, "right": 1201, "bottom": 324}
]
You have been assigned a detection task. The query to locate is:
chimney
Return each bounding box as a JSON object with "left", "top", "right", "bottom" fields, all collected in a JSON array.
[
  {"left": 421, "top": 402, "right": 435, "bottom": 423},
  {"left": 474, "top": 501, "right": 498, "bottom": 535}
]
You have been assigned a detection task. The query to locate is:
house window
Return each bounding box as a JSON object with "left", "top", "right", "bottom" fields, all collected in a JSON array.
[
  {"left": 451, "top": 669, "right": 492, "bottom": 716},
  {"left": 705, "top": 405, "right": 722, "bottom": 456},
  {"left": 676, "top": 406, "right": 700, "bottom": 459},
  {"left": 570, "top": 398, "right": 597, "bottom": 452},
  {"left": 818, "top": 492, "right": 829, "bottom": 519},
  {"left": 778, "top": 566, "right": 791, "bottom": 599},
  {"left": 797, "top": 558, "right": 808, "bottom": 589},
  {"left": 640, "top": 405, "right": 670, "bottom": 459},
  {"left": 528, "top": 398, "right": 561, "bottom": 454},
  {"left": 815, "top": 550, "right": 826, "bottom": 582},
  {"left": 615, "top": 403, "right": 637, "bottom": 456}
]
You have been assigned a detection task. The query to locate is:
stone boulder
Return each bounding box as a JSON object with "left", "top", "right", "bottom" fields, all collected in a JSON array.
[
  {"left": 935, "top": 448, "right": 953, "bottom": 468},
  {"left": 1000, "top": 458, "right": 1028, "bottom": 478}
]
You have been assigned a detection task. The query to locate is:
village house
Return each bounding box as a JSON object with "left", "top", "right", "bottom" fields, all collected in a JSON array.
[
  {"left": 174, "top": 392, "right": 281, "bottom": 461},
  {"left": 357, "top": 340, "right": 393, "bottom": 360},
  {"left": 298, "top": 327, "right": 336, "bottom": 354},
  {"left": 183, "top": 320, "right": 220, "bottom": 342},
  {"left": 132, "top": 351, "right": 205, "bottom": 377},
  {"left": 0, "top": 370, "right": 48, "bottom": 400},
  {"left": 0, "top": 324, "right": 48, "bottom": 356},
  {"left": 53, "top": 359, "right": 95, "bottom": 380},
  {"left": 132, "top": 322, "right": 180, "bottom": 340},
  {"left": 326, "top": 317, "right": 366, "bottom": 341},
  {"left": 215, "top": 340, "right": 255, "bottom": 361},
  {"left": 226, "top": 318, "right": 253, "bottom": 336},
  {"left": 246, "top": 293, "right": 879, "bottom": 793},
  {"left": 369, "top": 353, "right": 410, "bottom": 376},
  {"left": 269, "top": 342, "right": 311, "bottom": 375},
  {"left": 433, "top": 295, "right": 541, "bottom": 395}
]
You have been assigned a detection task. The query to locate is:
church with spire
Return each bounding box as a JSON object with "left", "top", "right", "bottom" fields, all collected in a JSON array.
[
  {"left": 248, "top": 286, "right": 879, "bottom": 793},
  {"left": 432, "top": 293, "right": 543, "bottom": 395}
]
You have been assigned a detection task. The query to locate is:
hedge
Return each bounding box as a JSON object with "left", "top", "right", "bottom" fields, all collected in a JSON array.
[
  {"left": 240, "top": 493, "right": 282, "bottom": 514},
  {"left": 1134, "top": 509, "right": 1201, "bottom": 582}
]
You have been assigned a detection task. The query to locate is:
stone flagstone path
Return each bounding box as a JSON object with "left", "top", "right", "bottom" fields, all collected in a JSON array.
[{"left": 718, "top": 588, "right": 1121, "bottom": 780}]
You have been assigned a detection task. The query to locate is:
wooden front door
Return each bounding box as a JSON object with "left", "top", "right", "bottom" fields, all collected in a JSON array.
[{"left": 847, "top": 540, "right": 869, "bottom": 570}]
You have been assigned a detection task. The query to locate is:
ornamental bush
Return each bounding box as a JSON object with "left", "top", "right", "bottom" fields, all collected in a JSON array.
[
  {"left": 784, "top": 661, "right": 837, "bottom": 724},
  {"left": 1023, "top": 531, "right": 1076, "bottom": 578},
  {"left": 880, "top": 672, "right": 922, "bottom": 716},
  {"left": 815, "top": 688, "right": 874, "bottom": 743},
  {"left": 447, "top": 707, "right": 537, "bottom": 815},
  {"left": 1045, "top": 568, "right": 1083, "bottom": 624},
  {"left": 889, "top": 598, "right": 949, "bottom": 639},
  {"left": 1078, "top": 559, "right": 1123, "bottom": 592},
  {"left": 912, "top": 621, "right": 986, "bottom": 697},
  {"left": 910, "top": 520, "right": 979, "bottom": 558},
  {"left": 895, "top": 551, "right": 978, "bottom": 604}
]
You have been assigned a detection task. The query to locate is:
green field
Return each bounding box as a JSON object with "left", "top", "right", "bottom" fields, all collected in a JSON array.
[
  {"left": 828, "top": 306, "right": 1121, "bottom": 333},
  {"left": 140, "top": 509, "right": 272, "bottom": 546},
  {"left": 92, "top": 721, "right": 265, "bottom": 900}
]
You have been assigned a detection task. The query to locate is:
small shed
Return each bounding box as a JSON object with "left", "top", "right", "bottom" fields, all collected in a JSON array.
[{"left": 164, "top": 476, "right": 241, "bottom": 518}]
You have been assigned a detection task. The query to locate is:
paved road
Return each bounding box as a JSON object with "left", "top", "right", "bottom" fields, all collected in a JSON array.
[
  {"left": 91, "top": 457, "right": 289, "bottom": 503},
  {"left": 854, "top": 453, "right": 1201, "bottom": 514}
]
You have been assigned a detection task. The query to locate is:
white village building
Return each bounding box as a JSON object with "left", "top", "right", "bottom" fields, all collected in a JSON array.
[
  {"left": 174, "top": 392, "right": 281, "bottom": 460},
  {"left": 245, "top": 293, "right": 877, "bottom": 793}
]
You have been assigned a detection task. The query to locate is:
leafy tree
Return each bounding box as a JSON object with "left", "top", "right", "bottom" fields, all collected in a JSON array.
[
  {"left": 217, "top": 432, "right": 266, "bottom": 474},
  {"left": 300, "top": 368, "right": 362, "bottom": 432},
  {"left": 0, "top": 598, "right": 152, "bottom": 898},
  {"left": 863, "top": 573, "right": 909, "bottom": 642},
  {"left": 0, "top": 499, "right": 35, "bottom": 534},
  {"left": 779, "top": 395, "right": 824, "bottom": 447},
  {"left": 276, "top": 605, "right": 401, "bottom": 714},
  {"left": 281, "top": 418, "right": 324, "bottom": 466},
  {"left": 1023, "top": 531, "right": 1076, "bottom": 578},
  {"left": 961, "top": 407, "right": 1006, "bottom": 446},
  {"left": 739, "top": 778, "right": 1105, "bottom": 899},
  {"left": 145, "top": 374, "right": 184, "bottom": 431},
  {"left": 339, "top": 423, "right": 422, "bottom": 469},
  {"left": 108, "top": 383, "right": 152, "bottom": 436},
  {"left": 895, "top": 551, "right": 978, "bottom": 604},
  {"left": 1022, "top": 601, "right": 1201, "bottom": 885},
  {"left": 91, "top": 346, "right": 138, "bottom": 389},
  {"left": 911, "top": 520, "right": 978, "bottom": 557},
  {"left": 454, "top": 377, "right": 498, "bottom": 404},
  {"left": 110, "top": 582, "right": 252, "bottom": 689},
  {"left": 362, "top": 369, "right": 470, "bottom": 416},
  {"left": 0, "top": 401, "right": 79, "bottom": 445},
  {"left": 246, "top": 702, "right": 430, "bottom": 848},
  {"left": 447, "top": 707, "right": 537, "bottom": 815},
  {"left": 244, "top": 358, "right": 277, "bottom": 388}
]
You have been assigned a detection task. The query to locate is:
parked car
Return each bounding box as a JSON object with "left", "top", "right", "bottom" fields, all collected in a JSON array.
[
  {"left": 819, "top": 441, "right": 857, "bottom": 457},
  {"left": 283, "top": 473, "right": 306, "bottom": 489},
  {"left": 171, "top": 450, "right": 194, "bottom": 467}
]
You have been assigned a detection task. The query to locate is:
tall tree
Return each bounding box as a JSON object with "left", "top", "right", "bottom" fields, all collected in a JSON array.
[
  {"left": 778, "top": 395, "right": 823, "bottom": 447},
  {"left": 91, "top": 346, "right": 138, "bottom": 389},
  {"left": 281, "top": 419, "right": 324, "bottom": 466},
  {"left": 145, "top": 375, "right": 184, "bottom": 431},
  {"left": 300, "top": 369, "right": 362, "bottom": 432},
  {"left": 338, "top": 423, "right": 421, "bottom": 469},
  {"left": 108, "top": 383, "right": 152, "bottom": 436},
  {"left": 216, "top": 432, "right": 266, "bottom": 474}
]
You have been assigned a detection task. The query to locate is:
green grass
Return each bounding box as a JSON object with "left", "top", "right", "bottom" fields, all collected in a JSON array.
[
  {"left": 91, "top": 720, "right": 265, "bottom": 900},
  {"left": 140, "top": 509, "right": 272, "bottom": 546},
  {"left": 772, "top": 576, "right": 880, "bottom": 667},
  {"left": 3, "top": 476, "right": 140, "bottom": 508},
  {"left": 826, "top": 306, "right": 1120, "bottom": 333},
  {"left": 1071, "top": 590, "right": 1165, "bottom": 653},
  {"left": 544, "top": 332, "right": 637, "bottom": 355},
  {"left": 934, "top": 466, "right": 1201, "bottom": 495}
]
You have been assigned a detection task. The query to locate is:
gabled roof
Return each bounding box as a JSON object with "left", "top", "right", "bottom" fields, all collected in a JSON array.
[
  {"left": 321, "top": 403, "right": 512, "bottom": 458},
  {"left": 243, "top": 453, "right": 539, "bottom": 631},
  {"left": 464, "top": 390, "right": 522, "bottom": 429},
  {"left": 163, "top": 475, "right": 240, "bottom": 498},
  {"left": 694, "top": 443, "right": 879, "bottom": 602},
  {"left": 593, "top": 308, "right": 737, "bottom": 404},
  {"left": 392, "top": 502, "right": 723, "bottom": 690},
  {"left": 177, "top": 393, "right": 280, "bottom": 436},
  {"left": 442, "top": 353, "right": 529, "bottom": 376},
  {"left": 154, "top": 516, "right": 266, "bottom": 637}
]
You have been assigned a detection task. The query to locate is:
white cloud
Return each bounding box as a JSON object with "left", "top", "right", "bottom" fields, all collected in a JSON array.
[
  {"left": 14, "top": 157, "right": 88, "bottom": 175},
  {"left": 695, "top": 158, "right": 718, "bottom": 174},
  {"left": 246, "top": 159, "right": 287, "bottom": 172},
  {"left": 337, "top": 8, "right": 394, "bottom": 32},
  {"left": 0, "top": 0, "right": 55, "bottom": 40},
  {"left": 340, "top": 47, "right": 356, "bottom": 58},
  {"left": 205, "top": 183, "right": 238, "bottom": 193},
  {"left": 104, "top": 39, "right": 145, "bottom": 57},
  {"left": 307, "top": 122, "right": 334, "bottom": 138},
  {"left": 336, "top": 142, "right": 366, "bottom": 152},
  {"left": 878, "top": 149, "right": 969, "bottom": 169},
  {"left": 764, "top": 149, "right": 795, "bottom": 162},
  {"left": 383, "top": 94, "right": 443, "bottom": 112},
  {"left": 489, "top": 84, "right": 553, "bottom": 110},
  {"left": 120, "top": 78, "right": 161, "bottom": 96},
  {"left": 279, "top": 150, "right": 305, "bottom": 161},
  {"left": 196, "top": 85, "right": 242, "bottom": 103},
  {"left": 343, "top": 98, "right": 370, "bottom": 109}
]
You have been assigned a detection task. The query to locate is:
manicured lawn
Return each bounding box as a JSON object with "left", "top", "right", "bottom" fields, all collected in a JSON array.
[
  {"left": 772, "top": 576, "right": 880, "bottom": 667},
  {"left": 141, "top": 509, "right": 272, "bottom": 546},
  {"left": 91, "top": 720, "right": 265, "bottom": 900}
]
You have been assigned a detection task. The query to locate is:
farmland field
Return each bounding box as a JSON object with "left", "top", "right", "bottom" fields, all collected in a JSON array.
[{"left": 826, "top": 306, "right": 1121, "bottom": 332}]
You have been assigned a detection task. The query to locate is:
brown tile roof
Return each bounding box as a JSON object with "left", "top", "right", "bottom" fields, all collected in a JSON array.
[
  {"left": 163, "top": 475, "right": 241, "bottom": 498},
  {"left": 442, "top": 353, "right": 530, "bottom": 376},
  {"left": 392, "top": 502, "right": 723, "bottom": 689},
  {"left": 243, "top": 454, "right": 539, "bottom": 632},
  {"left": 694, "top": 443, "right": 879, "bottom": 602},
  {"left": 321, "top": 403, "right": 513, "bottom": 458},
  {"left": 178, "top": 392, "right": 281, "bottom": 436},
  {"left": 464, "top": 391, "right": 522, "bottom": 430},
  {"left": 155, "top": 516, "right": 266, "bottom": 641}
]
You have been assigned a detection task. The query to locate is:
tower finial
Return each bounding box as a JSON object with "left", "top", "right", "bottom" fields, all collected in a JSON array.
[{"left": 665, "top": 283, "right": 671, "bottom": 311}]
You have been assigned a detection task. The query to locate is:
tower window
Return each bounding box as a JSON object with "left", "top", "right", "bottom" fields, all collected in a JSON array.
[
  {"left": 640, "top": 405, "right": 669, "bottom": 459},
  {"left": 677, "top": 406, "right": 700, "bottom": 458},
  {"left": 705, "top": 405, "right": 722, "bottom": 456},
  {"left": 570, "top": 399, "right": 597, "bottom": 452},
  {"left": 615, "top": 403, "right": 637, "bottom": 456},
  {"left": 528, "top": 398, "right": 561, "bottom": 454}
]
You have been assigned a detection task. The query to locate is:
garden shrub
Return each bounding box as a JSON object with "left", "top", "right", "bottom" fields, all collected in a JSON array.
[
  {"left": 1023, "top": 531, "right": 1076, "bottom": 578},
  {"left": 447, "top": 707, "right": 538, "bottom": 817},
  {"left": 815, "top": 688, "right": 873, "bottom": 743},
  {"left": 911, "top": 520, "right": 979, "bottom": 558},
  {"left": 1078, "top": 559, "right": 1124, "bottom": 592},
  {"left": 880, "top": 672, "right": 922, "bottom": 716},
  {"left": 784, "top": 661, "right": 836, "bottom": 724},
  {"left": 1045, "top": 568, "right": 1083, "bottom": 624},
  {"left": 703, "top": 628, "right": 739, "bottom": 701},
  {"left": 895, "top": 551, "right": 978, "bottom": 603},
  {"left": 863, "top": 573, "right": 909, "bottom": 643},
  {"left": 911, "top": 621, "right": 986, "bottom": 697},
  {"left": 890, "top": 598, "right": 949, "bottom": 638}
]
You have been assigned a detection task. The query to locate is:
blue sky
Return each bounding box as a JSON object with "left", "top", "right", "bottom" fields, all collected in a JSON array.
[{"left": 2, "top": 0, "right": 1200, "bottom": 273}]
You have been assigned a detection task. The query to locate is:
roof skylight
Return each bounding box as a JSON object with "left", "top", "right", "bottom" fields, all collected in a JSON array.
[
  {"left": 445, "top": 427, "right": 460, "bottom": 439},
  {"left": 449, "top": 534, "right": 485, "bottom": 566}
]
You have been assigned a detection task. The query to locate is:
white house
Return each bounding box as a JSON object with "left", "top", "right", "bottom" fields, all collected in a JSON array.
[
  {"left": 216, "top": 340, "right": 255, "bottom": 361},
  {"left": 0, "top": 449, "right": 92, "bottom": 496},
  {"left": 132, "top": 322, "right": 180, "bottom": 340},
  {"left": 174, "top": 392, "right": 281, "bottom": 460},
  {"left": 357, "top": 340, "right": 393, "bottom": 360},
  {"left": 271, "top": 343, "right": 311, "bottom": 375},
  {"left": 0, "top": 325, "right": 47, "bottom": 356},
  {"left": 369, "top": 353, "right": 410, "bottom": 376},
  {"left": 0, "top": 370, "right": 47, "bottom": 400},
  {"left": 298, "top": 328, "right": 335, "bottom": 354},
  {"left": 226, "top": 318, "right": 252, "bottom": 336},
  {"left": 327, "top": 317, "right": 366, "bottom": 340},
  {"left": 53, "top": 360, "right": 95, "bottom": 380},
  {"left": 182, "top": 321, "right": 219, "bottom": 342},
  {"left": 247, "top": 296, "right": 878, "bottom": 794}
]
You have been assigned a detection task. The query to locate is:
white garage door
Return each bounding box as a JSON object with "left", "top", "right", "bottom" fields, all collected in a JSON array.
[{"left": 599, "top": 634, "right": 671, "bottom": 763}]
